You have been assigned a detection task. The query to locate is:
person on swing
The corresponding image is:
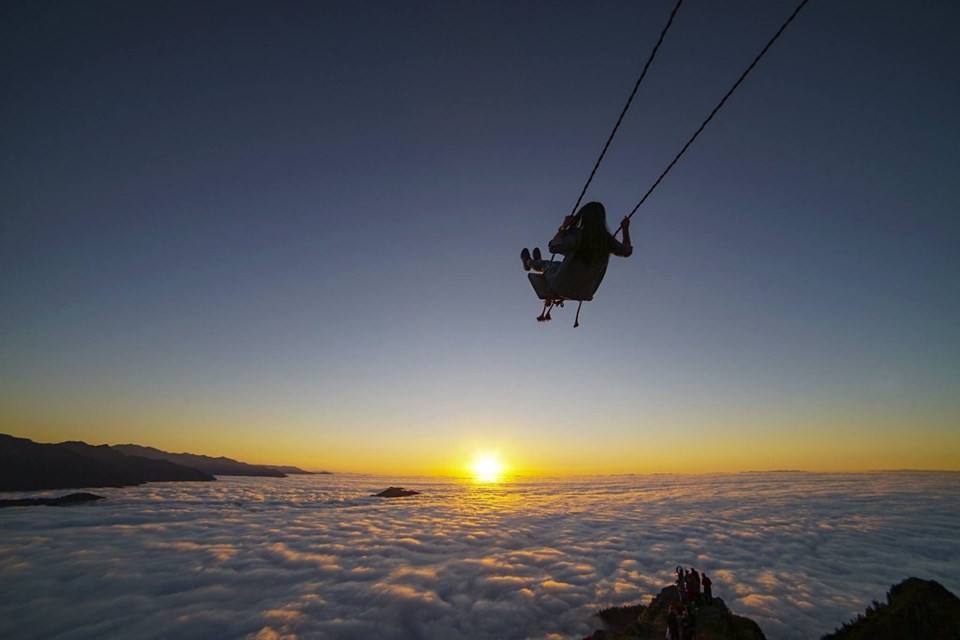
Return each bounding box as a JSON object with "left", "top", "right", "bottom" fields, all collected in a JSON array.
[{"left": 521, "top": 202, "right": 632, "bottom": 304}]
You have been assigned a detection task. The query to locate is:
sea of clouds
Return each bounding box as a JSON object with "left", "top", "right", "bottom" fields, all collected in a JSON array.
[{"left": 1, "top": 472, "right": 958, "bottom": 640}]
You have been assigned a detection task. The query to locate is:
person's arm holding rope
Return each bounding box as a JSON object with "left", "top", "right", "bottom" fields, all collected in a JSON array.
[
  {"left": 612, "top": 216, "right": 633, "bottom": 257},
  {"left": 549, "top": 215, "right": 578, "bottom": 254}
]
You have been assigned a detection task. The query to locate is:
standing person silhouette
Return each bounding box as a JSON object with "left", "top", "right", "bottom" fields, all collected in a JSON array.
[{"left": 702, "top": 573, "right": 713, "bottom": 605}]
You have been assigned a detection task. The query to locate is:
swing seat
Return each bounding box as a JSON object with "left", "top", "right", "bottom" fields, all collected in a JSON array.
[
  {"left": 528, "top": 273, "right": 589, "bottom": 327},
  {"left": 527, "top": 273, "right": 554, "bottom": 301},
  {"left": 527, "top": 273, "right": 594, "bottom": 302}
]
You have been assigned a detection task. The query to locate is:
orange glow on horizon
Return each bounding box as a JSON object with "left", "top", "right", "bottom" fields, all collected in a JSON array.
[{"left": 3, "top": 403, "right": 958, "bottom": 476}]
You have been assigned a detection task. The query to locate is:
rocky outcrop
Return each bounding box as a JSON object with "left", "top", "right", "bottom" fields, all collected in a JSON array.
[
  {"left": 371, "top": 487, "right": 420, "bottom": 498},
  {"left": 822, "top": 578, "right": 960, "bottom": 640},
  {"left": 0, "top": 492, "right": 105, "bottom": 508},
  {"left": 583, "top": 578, "right": 960, "bottom": 640},
  {"left": 0, "top": 434, "right": 215, "bottom": 491},
  {"left": 584, "top": 585, "right": 765, "bottom": 640},
  {"left": 112, "top": 444, "right": 287, "bottom": 477}
]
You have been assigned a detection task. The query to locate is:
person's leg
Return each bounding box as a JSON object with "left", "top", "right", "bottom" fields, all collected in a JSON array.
[
  {"left": 529, "top": 248, "right": 551, "bottom": 272},
  {"left": 529, "top": 260, "right": 550, "bottom": 273}
]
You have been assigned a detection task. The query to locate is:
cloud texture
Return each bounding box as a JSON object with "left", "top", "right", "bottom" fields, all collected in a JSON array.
[{"left": 1, "top": 472, "right": 958, "bottom": 639}]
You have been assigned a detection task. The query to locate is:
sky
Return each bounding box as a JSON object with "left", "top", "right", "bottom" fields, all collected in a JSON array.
[
  {"left": 2, "top": 473, "right": 959, "bottom": 640},
  {"left": 2, "top": 0, "right": 958, "bottom": 475}
]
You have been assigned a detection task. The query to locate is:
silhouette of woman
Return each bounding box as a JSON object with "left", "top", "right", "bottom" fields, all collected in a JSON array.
[{"left": 521, "top": 202, "right": 632, "bottom": 303}]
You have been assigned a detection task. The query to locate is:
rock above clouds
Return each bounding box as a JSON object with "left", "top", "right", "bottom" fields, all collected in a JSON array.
[
  {"left": 371, "top": 487, "right": 420, "bottom": 498},
  {"left": 583, "top": 577, "right": 960, "bottom": 640},
  {"left": 584, "top": 584, "right": 765, "bottom": 640}
]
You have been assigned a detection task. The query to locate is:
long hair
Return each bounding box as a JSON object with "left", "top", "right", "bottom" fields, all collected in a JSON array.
[{"left": 574, "top": 202, "right": 613, "bottom": 262}]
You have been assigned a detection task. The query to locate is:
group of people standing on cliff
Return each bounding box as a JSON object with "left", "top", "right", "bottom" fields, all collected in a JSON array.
[
  {"left": 665, "top": 566, "right": 714, "bottom": 640},
  {"left": 677, "top": 565, "right": 713, "bottom": 606}
]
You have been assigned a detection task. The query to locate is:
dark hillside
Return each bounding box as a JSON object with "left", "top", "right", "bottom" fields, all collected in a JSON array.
[
  {"left": 0, "top": 434, "right": 214, "bottom": 491},
  {"left": 59, "top": 441, "right": 216, "bottom": 484},
  {"left": 822, "top": 578, "right": 960, "bottom": 640}
]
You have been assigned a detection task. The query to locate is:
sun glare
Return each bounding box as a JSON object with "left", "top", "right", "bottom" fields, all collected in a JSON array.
[{"left": 471, "top": 454, "right": 504, "bottom": 483}]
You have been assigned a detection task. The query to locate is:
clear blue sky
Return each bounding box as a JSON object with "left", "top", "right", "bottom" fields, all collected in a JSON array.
[{"left": 2, "top": 0, "right": 958, "bottom": 473}]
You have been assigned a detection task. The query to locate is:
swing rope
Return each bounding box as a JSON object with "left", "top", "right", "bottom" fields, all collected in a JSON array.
[
  {"left": 545, "top": 0, "right": 812, "bottom": 327},
  {"left": 550, "top": 0, "right": 684, "bottom": 327},
  {"left": 568, "top": 0, "right": 685, "bottom": 219},
  {"left": 613, "top": 0, "right": 812, "bottom": 237}
]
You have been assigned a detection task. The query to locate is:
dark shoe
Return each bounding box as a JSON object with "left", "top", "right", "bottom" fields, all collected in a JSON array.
[
  {"left": 532, "top": 247, "right": 542, "bottom": 262},
  {"left": 521, "top": 248, "right": 531, "bottom": 271}
]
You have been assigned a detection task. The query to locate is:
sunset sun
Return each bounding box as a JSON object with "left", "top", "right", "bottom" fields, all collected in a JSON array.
[{"left": 471, "top": 454, "right": 505, "bottom": 483}]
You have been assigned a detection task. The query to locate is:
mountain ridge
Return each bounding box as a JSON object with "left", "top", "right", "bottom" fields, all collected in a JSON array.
[
  {"left": 0, "top": 434, "right": 215, "bottom": 491},
  {"left": 112, "top": 443, "right": 291, "bottom": 477},
  {"left": 1, "top": 434, "right": 328, "bottom": 492}
]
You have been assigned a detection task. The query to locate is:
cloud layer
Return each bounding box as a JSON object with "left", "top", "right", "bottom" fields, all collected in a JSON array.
[{"left": 2, "top": 472, "right": 958, "bottom": 639}]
